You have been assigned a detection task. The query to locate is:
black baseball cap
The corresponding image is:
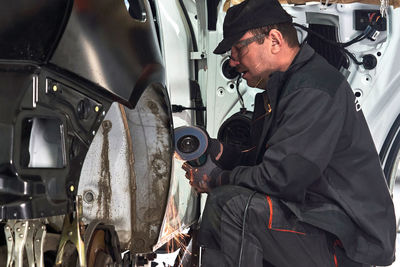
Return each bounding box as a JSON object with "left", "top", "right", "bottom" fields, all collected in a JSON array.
[{"left": 214, "top": 0, "right": 293, "bottom": 54}]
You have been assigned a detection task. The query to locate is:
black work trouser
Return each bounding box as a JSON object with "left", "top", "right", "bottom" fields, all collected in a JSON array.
[{"left": 198, "top": 185, "right": 369, "bottom": 267}]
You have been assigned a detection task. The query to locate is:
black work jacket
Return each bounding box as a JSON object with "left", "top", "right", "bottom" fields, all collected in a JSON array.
[{"left": 221, "top": 44, "right": 396, "bottom": 265}]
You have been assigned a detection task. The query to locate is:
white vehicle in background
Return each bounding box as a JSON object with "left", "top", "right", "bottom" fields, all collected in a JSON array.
[{"left": 0, "top": 0, "right": 399, "bottom": 266}]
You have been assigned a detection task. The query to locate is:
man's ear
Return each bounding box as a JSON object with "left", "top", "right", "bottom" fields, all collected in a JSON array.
[{"left": 268, "top": 29, "right": 284, "bottom": 54}]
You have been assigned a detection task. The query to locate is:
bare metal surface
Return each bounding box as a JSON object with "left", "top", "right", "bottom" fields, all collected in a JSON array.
[
  {"left": 118, "top": 103, "right": 137, "bottom": 247},
  {"left": 125, "top": 85, "right": 172, "bottom": 253},
  {"left": 79, "top": 103, "right": 132, "bottom": 247},
  {"left": 79, "top": 102, "right": 133, "bottom": 247},
  {"left": 79, "top": 85, "right": 172, "bottom": 253}
]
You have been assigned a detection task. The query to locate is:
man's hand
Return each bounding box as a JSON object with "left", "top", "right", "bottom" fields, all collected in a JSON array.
[{"left": 182, "top": 156, "right": 223, "bottom": 193}]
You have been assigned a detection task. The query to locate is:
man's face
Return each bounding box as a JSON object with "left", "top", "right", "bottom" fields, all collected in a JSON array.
[{"left": 229, "top": 31, "right": 275, "bottom": 87}]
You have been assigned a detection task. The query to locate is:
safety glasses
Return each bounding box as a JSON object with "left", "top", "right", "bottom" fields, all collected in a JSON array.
[{"left": 228, "top": 33, "right": 267, "bottom": 61}]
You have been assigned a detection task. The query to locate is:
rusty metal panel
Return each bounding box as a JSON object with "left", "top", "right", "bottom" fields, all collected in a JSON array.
[{"left": 78, "top": 85, "right": 172, "bottom": 253}]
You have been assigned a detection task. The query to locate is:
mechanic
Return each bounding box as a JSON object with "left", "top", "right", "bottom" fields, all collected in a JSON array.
[{"left": 182, "top": 0, "right": 396, "bottom": 266}]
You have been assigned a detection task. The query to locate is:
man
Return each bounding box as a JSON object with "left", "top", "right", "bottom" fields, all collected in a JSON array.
[{"left": 182, "top": 0, "right": 396, "bottom": 266}]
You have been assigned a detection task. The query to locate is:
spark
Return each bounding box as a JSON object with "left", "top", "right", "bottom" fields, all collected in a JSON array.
[
  {"left": 162, "top": 196, "right": 191, "bottom": 266},
  {"left": 174, "top": 151, "right": 184, "bottom": 161}
]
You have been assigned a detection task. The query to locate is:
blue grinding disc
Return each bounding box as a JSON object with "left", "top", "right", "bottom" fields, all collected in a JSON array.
[{"left": 174, "top": 126, "right": 208, "bottom": 161}]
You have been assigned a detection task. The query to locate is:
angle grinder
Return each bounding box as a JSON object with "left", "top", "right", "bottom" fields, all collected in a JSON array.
[{"left": 174, "top": 126, "right": 209, "bottom": 167}]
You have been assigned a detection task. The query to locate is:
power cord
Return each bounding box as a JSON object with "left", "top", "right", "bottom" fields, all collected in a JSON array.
[
  {"left": 236, "top": 75, "right": 246, "bottom": 112},
  {"left": 171, "top": 104, "right": 206, "bottom": 113},
  {"left": 293, "top": 23, "right": 375, "bottom": 66},
  {"left": 238, "top": 191, "right": 257, "bottom": 267}
]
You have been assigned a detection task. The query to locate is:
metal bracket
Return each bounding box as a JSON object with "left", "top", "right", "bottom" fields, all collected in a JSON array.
[{"left": 55, "top": 195, "right": 86, "bottom": 267}]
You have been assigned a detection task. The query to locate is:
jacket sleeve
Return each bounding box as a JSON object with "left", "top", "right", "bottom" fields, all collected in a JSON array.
[
  {"left": 209, "top": 139, "right": 251, "bottom": 170},
  {"left": 226, "top": 87, "right": 346, "bottom": 202}
]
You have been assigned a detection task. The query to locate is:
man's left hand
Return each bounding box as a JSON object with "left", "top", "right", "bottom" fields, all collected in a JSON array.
[{"left": 182, "top": 156, "right": 223, "bottom": 193}]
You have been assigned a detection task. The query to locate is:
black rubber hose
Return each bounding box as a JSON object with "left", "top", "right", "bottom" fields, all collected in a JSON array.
[{"left": 294, "top": 23, "right": 364, "bottom": 65}]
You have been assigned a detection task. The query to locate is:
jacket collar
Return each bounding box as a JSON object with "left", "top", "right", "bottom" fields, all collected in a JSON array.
[{"left": 288, "top": 43, "right": 315, "bottom": 73}]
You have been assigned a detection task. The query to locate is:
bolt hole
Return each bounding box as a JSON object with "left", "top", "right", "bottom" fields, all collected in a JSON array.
[
  {"left": 377, "top": 52, "right": 381, "bottom": 57},
  {"left": 355, "top": 91, "right": 362, "bottom": 97},
  {"left": 84, "top": 191, "right": 95, "bottom": 203},
  {"left": 230, "top": 84, "right": 235, "bottom": 89}
]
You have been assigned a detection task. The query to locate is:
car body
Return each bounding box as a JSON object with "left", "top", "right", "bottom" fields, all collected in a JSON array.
[{"left": 0, "top": 0, "right": 399, "bottom": 266}]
